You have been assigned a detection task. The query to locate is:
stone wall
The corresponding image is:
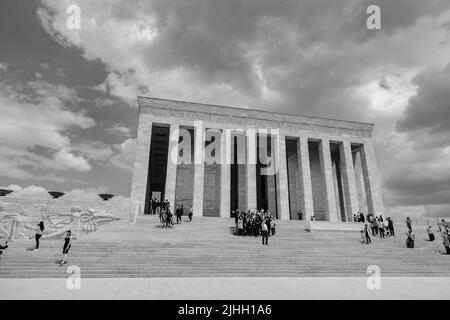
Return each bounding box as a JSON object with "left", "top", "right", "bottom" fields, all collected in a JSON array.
[{"left": 0, "top": 196, "right": 135, "bottom": 224}]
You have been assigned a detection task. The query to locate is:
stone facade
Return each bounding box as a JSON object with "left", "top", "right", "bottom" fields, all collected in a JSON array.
[{"left": 131, "top": 97, "right": 384, "bottom": 221}]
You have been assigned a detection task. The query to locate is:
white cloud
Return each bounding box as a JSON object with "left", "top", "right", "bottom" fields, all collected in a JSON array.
[
  {"left": 110, "top": 139, "right": 136, "bottom": 171},
  {"left": 106, "top": 123, "right": 132, "bottom": 138},
  {"left": 0, "top": 70, "right": 96, "bottom": 180},
  {"left": 71, "top": 141, "right": 113, "bottom": 162},
  {"left": 53, "top": 148, "right": 92, "bottom": 171}
]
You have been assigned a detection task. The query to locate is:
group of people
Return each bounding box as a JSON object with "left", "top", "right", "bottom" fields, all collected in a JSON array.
[
  {"left": 0, "top": 220, "right": 73, "bottom": 265},
  {"left": 154, "top": 198, "right": 194, "bottom": 228},
  {"left": 425, "top": 219, "right": 450, "bottom": 254},
  {"left": 359, "top": 212, "right": 396, "bottom": 245},
  {"left": 233, "top": 209, "right": 276, "bottom": 245},
  {"left": 359, "top": 213, "right": 450, "bottom": 255},
  {"left": 404, "top": 217, "right": 449, "bottom": 252}
]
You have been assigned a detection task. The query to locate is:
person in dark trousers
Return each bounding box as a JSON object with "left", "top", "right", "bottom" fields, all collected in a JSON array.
[
  {"left": 156, "top": 199, "right": 161, "bottom": 217},
  {"left": 0, "top": 240, "right": 8, "bottom": 260},
  {"left": 151, "top": 198, "right": 157, "bottom": 215},
  {"left": 406, "top": 230, "right": 415, "bottom": 248},
  {"left": 427, "top": 226, "right": 435, "bottom": 241},
  {"left": 406, "top": 217, "right": 412, "bottom": 232},
  {"left": 364, "top": 224, "right": 371, "bottom": 244},
  {"left": 176, "top": 206, "right": 182, "bottom": 224},
  {"left": 441, "top": 230, "right": 450, "bottom": 254},
  {"left": 33, "top": 221, "right": 45, "bottom": 251},
  {"left": 188, "top": 206, "right": 193, "bottom": 222},
  {"left": 378, "top": 218, "right": 385, "bottom": 238},
  {"left": 166, "top": 207, "right": 173, "bottom": 227},
  {"left": 261, "top": 218, "right": 269, "bottom": 245},
  {"left": 298, "top": 209, "right": 303, "bottom": 221},
  {"left": 270, "top": 218, "right": 276, "bottom": 236},
  {"left": 388, "top": 217, "right": 395, "bottom": 236},
  {"left": 60, "top": 230, "right": 72, "bottom": 265},
  {"left": 265, "top": 216, "right": 271, "bottom": 237}
]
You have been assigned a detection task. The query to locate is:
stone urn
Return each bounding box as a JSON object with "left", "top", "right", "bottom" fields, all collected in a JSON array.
[
  {"left": 98, "top": 194, "right": 114, "bottom": 201},
  {"left": 0, "top": 189, "right": 13, "bottom": 197},
  {"left": 48, "top": 191, "right": 65, "bottom": 199}
]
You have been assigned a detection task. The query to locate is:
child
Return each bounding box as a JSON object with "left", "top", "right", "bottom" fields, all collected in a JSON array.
[
  {"left": 60, "top": 230, "right": 72, "bottom": 265},
  {"left": 0, "top": 240, "right": 8, "bottom": 260}
]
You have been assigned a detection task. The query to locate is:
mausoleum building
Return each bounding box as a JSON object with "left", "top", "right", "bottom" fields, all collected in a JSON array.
[{"left": 131, "top": 97, "right": 384, "bottom": 221}]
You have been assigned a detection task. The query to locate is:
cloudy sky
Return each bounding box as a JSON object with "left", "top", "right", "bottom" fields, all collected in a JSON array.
[{"left": 1, "top": 0, "right": 449, "bottom": 218}]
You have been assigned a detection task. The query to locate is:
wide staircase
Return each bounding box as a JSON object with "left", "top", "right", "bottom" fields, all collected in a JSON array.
[{"left": 0, "top": 215, "right": 448, "bottom": 278}]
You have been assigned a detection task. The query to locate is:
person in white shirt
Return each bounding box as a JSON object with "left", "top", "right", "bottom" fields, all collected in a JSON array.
[{"left": 261, "top": 218, "right": 269, "bottom": 245}]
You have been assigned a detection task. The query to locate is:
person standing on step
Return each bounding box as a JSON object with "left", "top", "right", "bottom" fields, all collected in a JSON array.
[
  {"left": 427, "top": 226, "right": 435, "bottom": 241},
  {"left": 373, "top": 217, "right": 379, "bottom": 236},
  {"left": 383, "top": 218, "right": 390, "bottom": 236},
  {"left": 261, "top": 218, "right": 269, "bottom": 245},
  {"left": 440, "top": 230, "right": 450, "bottom": 254},
  {"left": 156, "top": 199, "right": 161, "bottom": 217},
  {"left": 176, "top": 206, "right": 182, "bottom": 224},
  {"left": 0, "top": 240, "right": 8, "bottom": 261},
  {"left": 32, "top": 221, "right": 45, "bottom": 252},
  {"left": 364, "top": 224, "right": 371, "bottom": 244},
  {"left": 406, "top": 217, "right": 412, "bottom": 232},
  {"left": 406, "top": 230, "right": 415, "bottom": 248},
  {"left": 188, "top": 205, "right": 193, "bottom": 222},
  {"left": 378, "top": 217, "right": 385, "bottom": 238},
  {"left": 270, "top": 217, "right": 276, "bottom": 236},
  {"left": 388, "top": 217, "right": 395, "bottom": 236},
  {"left": 151, "top": 198, "right": 157, "bottom": 215},
  {"left": 298, "top": 209, "right": 303, "bottom": 221},
  {"left": 60, "top": 230, "right": 73, "bottom": 266}
]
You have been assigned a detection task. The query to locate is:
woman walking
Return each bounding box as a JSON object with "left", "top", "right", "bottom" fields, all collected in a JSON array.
[
  {"left": 33, "top": 221, "right": 45, "bottom": 252},
  {"left": 60, "top": 230, "right": 73, "bottom": 265}
]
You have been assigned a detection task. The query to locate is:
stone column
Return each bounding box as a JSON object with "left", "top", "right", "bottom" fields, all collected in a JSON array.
[
  {"left": 246, "top": 129, "right": 257, "bottom": 211},
  {"left": 275, "top": 131, "right": 290, "bottom": 220},
  {"left": 130, "top": 113, "right": 152, "bottom": 215},
  {"left": 220, "top": 128, "right": 231, "bottom": 218},
  {"left": 164, "top": 122, "right": 179, "bottom": 211},
  {"left": 193, "top": 121, "right": 205, "bottom": 217},
  {"left": 297, "top": 136, "right": 314, "bottom": 221},
  {"left": 339, "top": 141, "right": 359, "bottom": 222},
  {"left": 360, "top": 139, "right": 384, "bottom": 215},
  {"left": 318, "top": 138, "right": 338, "bottom": 222}
]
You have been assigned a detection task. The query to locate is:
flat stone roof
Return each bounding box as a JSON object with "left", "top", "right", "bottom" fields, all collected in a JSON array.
[{"left": 138, "top": 96, "right": 374, "bottom": 135}]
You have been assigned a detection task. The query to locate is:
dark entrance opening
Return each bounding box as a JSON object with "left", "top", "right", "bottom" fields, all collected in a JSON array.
[
  {"left": 256, "top": 134, "right": 278, "bottom": 218},
  {"left": 144, "top": 124, "right": 170, "bottom": 215},
  {"left": 331, "top": 143, "right": 346, "bottom": 221},
  {"left": 230, "top": 135, "right": 239, "bottom": 216}
]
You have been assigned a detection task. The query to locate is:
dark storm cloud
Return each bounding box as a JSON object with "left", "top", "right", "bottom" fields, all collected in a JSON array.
[{"left": 396, "top": 65, "right": 450, "bottom": 134}]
